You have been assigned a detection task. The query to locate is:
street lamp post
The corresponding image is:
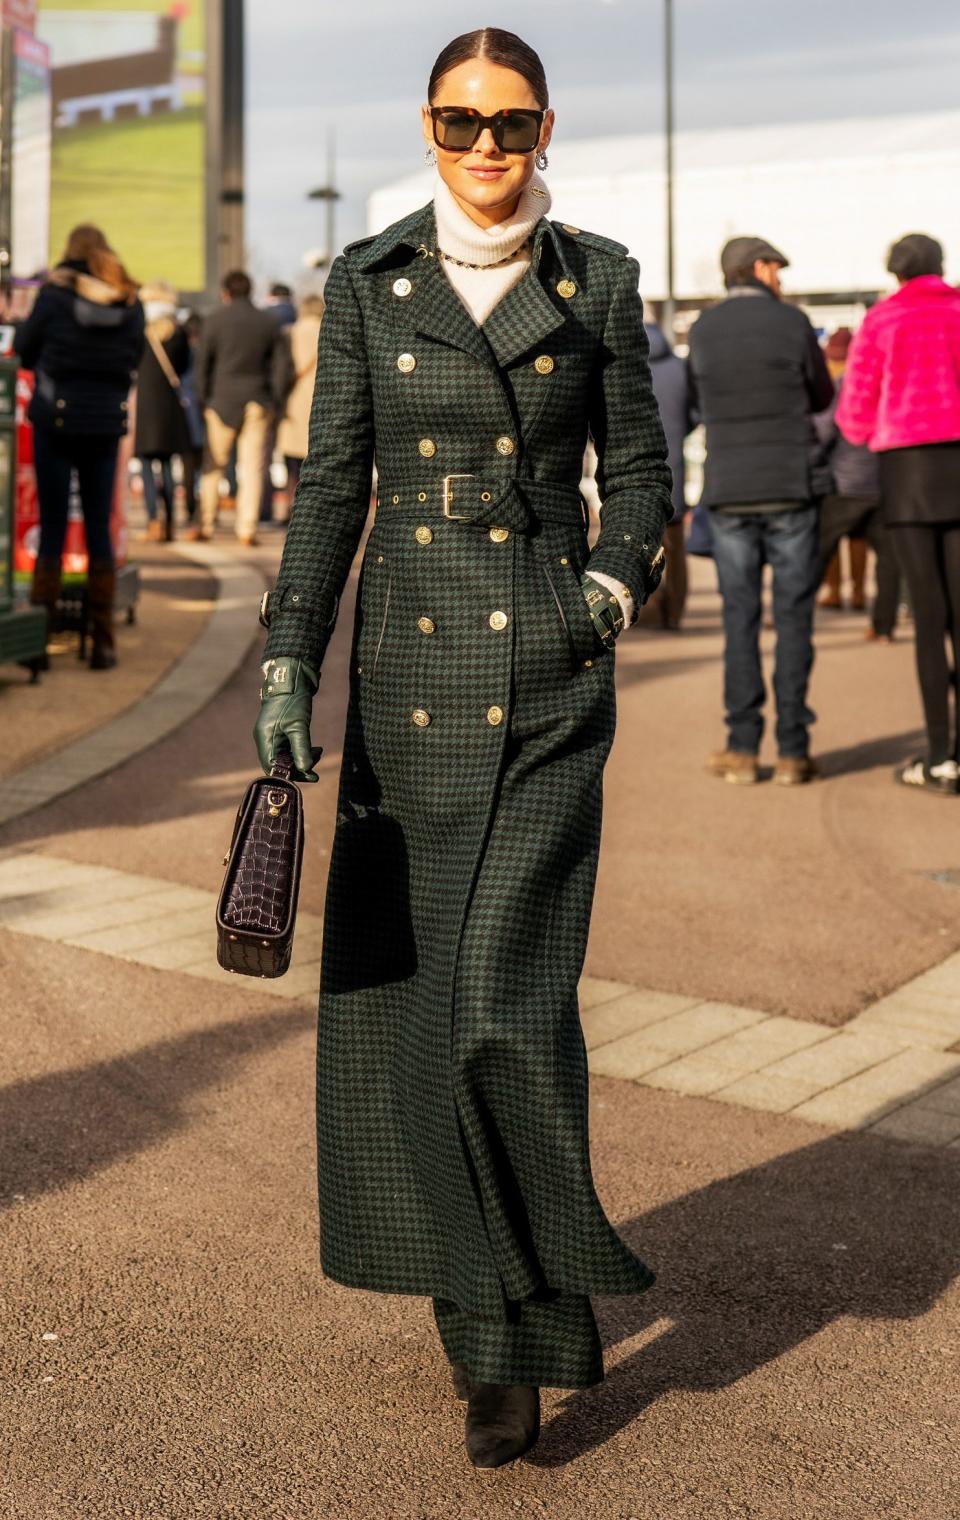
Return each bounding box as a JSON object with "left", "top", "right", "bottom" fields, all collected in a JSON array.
[
  {"left": 308, "top": 128, "right": 343, "bottom": 272},
  {"left": 663, "top": 0, "right": 676, "bottom": 338}
]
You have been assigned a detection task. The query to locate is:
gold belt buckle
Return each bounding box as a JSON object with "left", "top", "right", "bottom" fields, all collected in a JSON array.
[{"left": 442, "top": 474, "right": 474, "bottom": 520}]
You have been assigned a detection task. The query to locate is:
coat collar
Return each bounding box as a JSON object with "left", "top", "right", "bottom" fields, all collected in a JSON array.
[{"left": 349, "top": 202, "right": 574, "bottom": 368}]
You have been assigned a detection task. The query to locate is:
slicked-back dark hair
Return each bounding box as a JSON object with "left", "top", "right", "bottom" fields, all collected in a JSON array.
[{"left": 428, "top": 28, "right": 548, "bottom": 107}]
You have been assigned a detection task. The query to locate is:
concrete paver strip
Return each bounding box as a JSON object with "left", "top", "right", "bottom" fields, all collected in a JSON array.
[
  {"left": 2, "top": 850, "right": 960, "bottom": 1144},
  {"left": 0, "top": 542, "right": 264, "bottom": 828}
]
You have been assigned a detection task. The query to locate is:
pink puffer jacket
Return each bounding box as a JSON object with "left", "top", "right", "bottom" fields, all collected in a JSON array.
[{"left": 836, "top": 275, "right": 960, "bottom": 452}]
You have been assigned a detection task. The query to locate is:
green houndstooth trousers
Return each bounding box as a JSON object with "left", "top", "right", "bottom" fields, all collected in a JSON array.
[{"left": 263, "top": 201, "right": 672, "bottom": 1388}]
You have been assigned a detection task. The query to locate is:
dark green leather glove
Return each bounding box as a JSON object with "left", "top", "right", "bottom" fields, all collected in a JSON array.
[
  {"left": 254, "top": 656, "right": 322, "bottom": 781},
  {"left": 580, "top": 574, "right": 626, "bottom": 648}
]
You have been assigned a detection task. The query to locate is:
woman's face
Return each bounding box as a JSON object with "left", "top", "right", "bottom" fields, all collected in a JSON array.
[{"left": 422, "top": 58, "right": 554, "bottom": 223}]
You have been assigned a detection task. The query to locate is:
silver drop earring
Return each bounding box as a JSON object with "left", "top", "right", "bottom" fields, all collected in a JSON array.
[
  {"left": 424, "top": 146, "right": 436, "bottom": 165},
  {"left": 535, "top": 150, "right": 548, "bottom": 171}
]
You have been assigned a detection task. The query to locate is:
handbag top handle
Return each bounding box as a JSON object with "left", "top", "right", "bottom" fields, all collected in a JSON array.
[{"left": 270, "top": 748, "right": 295, "bottom": 781}]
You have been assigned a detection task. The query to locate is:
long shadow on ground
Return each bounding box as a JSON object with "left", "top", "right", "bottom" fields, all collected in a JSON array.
[
  {"left": 0, "top": 1007, "right": 313, "bottom": 1207},
  {"left": 532, "top": 1128, "right": 960, "bottom": 1465}
]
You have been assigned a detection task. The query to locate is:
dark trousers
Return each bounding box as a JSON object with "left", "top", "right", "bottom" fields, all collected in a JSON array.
[
  {"left": 890, "top": 523, "right": 960, "bottom": 765},
  {"left": 140, "top": 455, "right": 175, "bottom": 527},
  {"left": 711, "top": 505, "right": 819, "bottom": 758},
  {"left": 819, "top": 493, "right": 900, "bottom": 636},
  {"left": 33, "top": 425, "right": 118, "bottom": 564}
]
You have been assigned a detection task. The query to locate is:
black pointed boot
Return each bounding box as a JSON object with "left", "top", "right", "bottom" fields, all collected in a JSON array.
[
  {"left": 86, "top": 558, "right": 117, "bottom": 670},
  {"left": 464, "top": 1383, "right": 540, "bottom": 1469}
]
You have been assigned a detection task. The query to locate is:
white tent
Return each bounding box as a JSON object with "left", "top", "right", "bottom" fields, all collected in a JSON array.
[{"left": 367, "top": 110, "right": 960, "bottom": 302}]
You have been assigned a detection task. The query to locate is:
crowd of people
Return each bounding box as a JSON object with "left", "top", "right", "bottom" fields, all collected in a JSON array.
[
  {"left": 635, "top": 231, "right": 960, "bottom": 797},
  {"left": 11, "top": 218, "right": 960, "bottom": 801},
  {"left": 12, "top": 226, "right": 323, "bottom": 668}
]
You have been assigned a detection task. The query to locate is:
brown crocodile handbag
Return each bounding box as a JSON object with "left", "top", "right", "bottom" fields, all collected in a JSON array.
[{"left": 216, "top": 749, "right": 305, "bottom": 977}]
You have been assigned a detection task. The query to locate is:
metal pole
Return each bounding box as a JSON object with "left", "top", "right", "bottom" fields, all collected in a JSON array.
[
  {"left": 326, "top": 127, "right": 337, "bottom": 264},
  {"left": 663, "top": 0, "right": 676, "bottom": 338}
]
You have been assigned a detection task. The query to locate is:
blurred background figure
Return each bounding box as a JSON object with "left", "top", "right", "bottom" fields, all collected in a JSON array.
[
  {"left": 689, "top": 235, "right": 833, "bottom": 786},
  {"left": 259, "top": 282, "right": 298, "bottom": 526},
  {"left": 177, "top": 309, "right": 206, "bottom": 527},
  {"left": 638, "top": 310, "right": 694, "bottom": 631},
  {"left": 134, "top": 281, "right": 191, "bottom": 542},
  {"left": 191, "top": 269, "right": 286, "bottom": 547},
  {"left": 15, "top": 224, "right": 143, "bottom": 671},
  {"left": 815, "top": 326, "right": 900, "bottom": 641},
  {"left": 838, "top": 233, "right": 960, "bottom": 795},
  {"left": 276, "top": 292, "right": 324, "bottom": 510}
]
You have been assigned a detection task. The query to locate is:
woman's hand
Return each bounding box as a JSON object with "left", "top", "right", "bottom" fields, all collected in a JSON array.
[{"left": 254, "top": 657, "right": 322, "bottom": 781}]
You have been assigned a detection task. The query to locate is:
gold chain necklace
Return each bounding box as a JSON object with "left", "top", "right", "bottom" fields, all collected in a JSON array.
[{"left": 416, "top": 238, "right": 532, "bottom": 271}]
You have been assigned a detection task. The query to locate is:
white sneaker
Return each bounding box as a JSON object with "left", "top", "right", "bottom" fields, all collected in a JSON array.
[{"left": 895, "top": 757, "right": 958, "bottom": 794}]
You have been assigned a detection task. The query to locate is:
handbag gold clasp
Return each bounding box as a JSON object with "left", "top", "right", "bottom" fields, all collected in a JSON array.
[{"left": 267, "top": 790, "right": 288, "bottom": 810}]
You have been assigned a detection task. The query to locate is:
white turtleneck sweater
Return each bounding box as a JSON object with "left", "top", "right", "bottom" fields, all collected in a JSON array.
[{"left": 433, "top": 173, "right": 634, "bottom": 627}]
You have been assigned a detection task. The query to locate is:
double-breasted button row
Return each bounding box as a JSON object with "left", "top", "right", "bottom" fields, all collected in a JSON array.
[
  {"left": 419, "top": 436, "right": 514, "bottom": 459},
  {"left": 410, "top": 706, "right": 505, "bottom": 728}
]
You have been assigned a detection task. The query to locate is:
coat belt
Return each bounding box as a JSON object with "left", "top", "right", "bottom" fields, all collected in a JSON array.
[{"left": 376, "top": 477, "right": 587, "bottom": 533}]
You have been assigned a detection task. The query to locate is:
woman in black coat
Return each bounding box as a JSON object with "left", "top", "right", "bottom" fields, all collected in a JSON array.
[
  {"left": 16, "top": 224, "right": 143, "bottom": 669},
  {"left": 135, "top": 282, "right": 191, "bottom": 541}
]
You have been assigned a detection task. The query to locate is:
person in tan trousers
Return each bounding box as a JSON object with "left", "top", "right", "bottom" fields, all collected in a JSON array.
[{"left": 190, "top": 270, "right": 286, "bottom": 545}]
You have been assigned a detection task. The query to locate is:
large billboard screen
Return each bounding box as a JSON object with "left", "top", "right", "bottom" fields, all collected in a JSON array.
[{"left": 36, "top": 1, "right": 206, "bottom": 293}]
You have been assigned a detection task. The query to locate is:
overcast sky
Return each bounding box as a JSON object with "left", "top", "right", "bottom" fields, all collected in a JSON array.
[{"left": 245, "top": 0, "right": 960, "bottom": 283}]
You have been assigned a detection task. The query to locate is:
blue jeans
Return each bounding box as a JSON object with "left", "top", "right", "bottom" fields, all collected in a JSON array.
[
  {"left": 711, "top": 506, "right": 819, "bottom": 758},
  {"left": 33, "top": 425, "right": 118, "bottom": 564}
]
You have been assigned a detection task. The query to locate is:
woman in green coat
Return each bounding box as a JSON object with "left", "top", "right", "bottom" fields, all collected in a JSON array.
[{"left": 255, "top": 28, "right": 672, "bottom": 1468}]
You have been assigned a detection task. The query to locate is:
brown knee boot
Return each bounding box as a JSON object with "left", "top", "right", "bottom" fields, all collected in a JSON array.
[
  {"left": 86, "top": 558, "right": 117, "bottom": 670},
  {"left": 29, "top": 557, "right": 63, "bottom": 671}
]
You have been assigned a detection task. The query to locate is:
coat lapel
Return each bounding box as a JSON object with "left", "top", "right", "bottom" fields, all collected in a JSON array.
[
  {"left": 411, "top": 250, "right": 496, "bottom": 369},
  {"left": 481, "top": 270, "right": 566, "bottom": 368}
]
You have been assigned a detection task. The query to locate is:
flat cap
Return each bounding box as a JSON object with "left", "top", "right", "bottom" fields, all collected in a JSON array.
[{"left": 721, "top": 235, "right": 790, "bottom": 281}]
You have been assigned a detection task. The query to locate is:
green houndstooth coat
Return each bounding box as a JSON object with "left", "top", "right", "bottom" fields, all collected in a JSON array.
[{"left": 263, "top": 200, "right": 672, "bottom": 1366}]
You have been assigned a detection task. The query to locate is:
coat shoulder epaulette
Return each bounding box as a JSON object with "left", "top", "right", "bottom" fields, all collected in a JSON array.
[
  {"left": 550, "top": 222, "right": 629, "bottom": 259},
  {"left": 342, "top": 233, "right": 377, "bottom": 258}
]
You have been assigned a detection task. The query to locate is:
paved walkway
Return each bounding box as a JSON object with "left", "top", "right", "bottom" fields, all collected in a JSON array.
[
  {"left": 0, "top": 543, "right": 264, "bottom": 827},
  {"left": 3, "top": 532, "right": 958, "bottom": 1518},
  {"left": 2, "top": 848, "right": 959, "bottom": 1147}
]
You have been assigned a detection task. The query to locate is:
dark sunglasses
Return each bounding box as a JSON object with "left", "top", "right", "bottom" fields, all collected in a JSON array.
[{"left": 429, "top": 106, "right": 545, "bottom": 155}]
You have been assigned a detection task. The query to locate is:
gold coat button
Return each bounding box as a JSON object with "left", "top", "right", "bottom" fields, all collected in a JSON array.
[
  {"left": 534, "top": 355, "right": 555, "bottom": 375},
  {"left": 393, "top": 277, "right": 413, "bottom": 298},
  {"left": 557, "top": 278, "right": 577, "bottom": 299},
  {"left": 417, "top": 616, "right": 436, "bottom": 635},
  {"left": 418, "top": 438, "right": 437, "bottom": 458},
  {"left": 486, "top": 706, "right": 505, "bottom": 727},
  {"left": 489, "top": 527, "right": 510, "bottom": 543},
  {"left": 397, "top": 353, "right": 417, "bottom": 373},
  {"left": 415, "top": 525, "right": 433, "bottom": 545},
  {"left": 561, "top": 224, "right": 581, "bottom": 235},
  {"left": 489, "top": 611, "right": 508, "bottom": 631},
  {"left": 495, "top": 436, "right": 515, "bottom": 457},
  {"left": 412, "top": 709, "right": 431, "bottom": 727}
]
